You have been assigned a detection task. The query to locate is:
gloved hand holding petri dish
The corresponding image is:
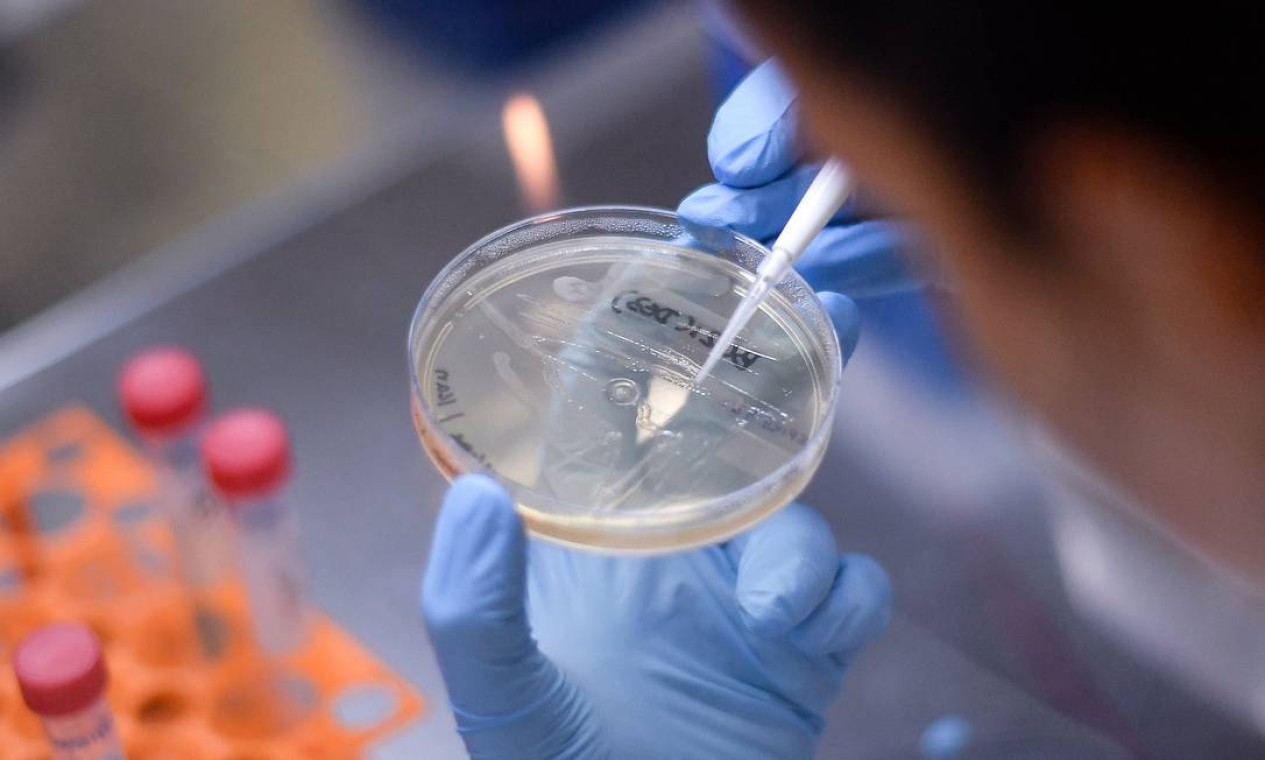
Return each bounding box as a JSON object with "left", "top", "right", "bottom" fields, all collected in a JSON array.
[{"left": 408, "top": 206, "right": 841, "bottom": 552}]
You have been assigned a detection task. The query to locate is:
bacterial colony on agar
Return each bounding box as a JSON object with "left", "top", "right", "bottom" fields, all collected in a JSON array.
[{"left": 413, "top": 231, "right": 835, "bottom": 549}]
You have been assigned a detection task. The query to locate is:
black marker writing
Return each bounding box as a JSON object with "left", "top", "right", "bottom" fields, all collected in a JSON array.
[
  {"left": 611, "top": 290, "right": 761, "bottom": 370},
  {"left": 435, "top": 368, "right": 458, "bottom": 406}
]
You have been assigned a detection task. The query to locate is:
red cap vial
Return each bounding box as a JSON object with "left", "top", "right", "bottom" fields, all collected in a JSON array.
[
  {"left": 12, "top": 622, "right": 109, "bottom": 717},
  {"left": 201, "top": 408, "right": 292, "bottom": 501},
  {"left": 118, "top": 346, "right": 207, "bottom": 437}
]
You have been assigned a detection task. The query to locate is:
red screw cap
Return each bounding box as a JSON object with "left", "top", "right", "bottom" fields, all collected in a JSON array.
[
  {"left": 201, "top": 408, "right": 291, "bottom": 501},
  {"left": 13, "top": 622, "right": 108, "bottom": 717},
  {"left": 118, "top": 346, "right": 207, "bottom": 437}
]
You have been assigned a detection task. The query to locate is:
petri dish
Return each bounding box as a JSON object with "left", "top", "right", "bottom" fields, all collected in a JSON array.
[{"left": 408, "top": 206, "right": 841, "bottom": 552}]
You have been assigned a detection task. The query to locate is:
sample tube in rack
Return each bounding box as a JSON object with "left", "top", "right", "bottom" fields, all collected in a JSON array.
[
  {"left": 12, "top": 622, "right": 125, "bottom": 760},
  {"left": 201, "top": 408, "right": 307, "bottom": 655},
  {"left": 118, "top": 347, "right": 230, "bottom": 585},
  {"left": 118, "top": 347, "right": 231, "bottom": 657}
]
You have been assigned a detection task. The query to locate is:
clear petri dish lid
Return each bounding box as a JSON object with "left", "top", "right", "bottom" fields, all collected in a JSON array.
[{"left": 408, "top": 206, "right": 841, "bottom": 552}]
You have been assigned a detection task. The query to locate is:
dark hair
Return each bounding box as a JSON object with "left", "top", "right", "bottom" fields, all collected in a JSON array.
[{"left": 737, "top": 2, "right": 1263, "bottom": 230}]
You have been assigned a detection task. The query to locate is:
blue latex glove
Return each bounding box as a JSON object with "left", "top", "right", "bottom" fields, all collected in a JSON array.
[
  {"left": 678, "top": 60, "right": 918, "bottom": 300},
  {"left": 423, "top": 475, "right": 890, "bottom": 759},
  {"left": 422, "top": 59, "right": 894, "bottom": 759}
]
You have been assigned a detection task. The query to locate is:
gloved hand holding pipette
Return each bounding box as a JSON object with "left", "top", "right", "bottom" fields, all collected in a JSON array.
[
  {"left": 678, "top": 60, "right": 918, "bottom": 303},
  {"left": 694, "top": 157, "right": 852, "bottom": 382},
  {"left": 420, "top": 59, "right": 906, "bottom": 759}
]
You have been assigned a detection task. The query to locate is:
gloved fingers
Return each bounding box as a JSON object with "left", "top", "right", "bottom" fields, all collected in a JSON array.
[
  {"left": 709, "top": 59, "right": 801, "bottom": 187},
  {"left": 420, "top": 475, "right": 553, "bottom": 715},
  {"left": 421, "top": 476, "right": 607, "bottom": 756},
  {"left": 816, "top": 291, "right": 861, "bottom": 364},
  {"left": 724, "top": 502, "right": 840, "bottom": 638},
  {"left": 787, "top": 554, "right": 892, "bottom": 660},
  {"left": 794, "top": 221, "right": 919, "bottom": 299},
  {"left": 678, "top": 165, "right": 819, "bottom": 241},
  {"left": 678, "top": 169, "right": 870, "bottom": 244}
]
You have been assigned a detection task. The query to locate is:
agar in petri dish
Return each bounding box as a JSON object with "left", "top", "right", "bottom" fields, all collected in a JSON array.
[{"left": 408, "top": 207, "right": 840, "bottom": 552}]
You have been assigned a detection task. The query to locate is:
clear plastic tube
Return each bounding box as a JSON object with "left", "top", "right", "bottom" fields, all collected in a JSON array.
[
  {"left": 118, "top": 347, "right": 230, "bottom": 659},
  {"left": 201, "top": 409, "right": 307, "bottom": 656},
  {"left": 227, "top": 489, "right": 307, "bottom": 655},
  {"left": 150, "top": 433, "right": 230, "bottom": 588}
]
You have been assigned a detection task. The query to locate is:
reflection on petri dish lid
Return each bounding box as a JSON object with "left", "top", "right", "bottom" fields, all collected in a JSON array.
[{"left": 408, "top": 207, "right": 841, "bottom": 552}]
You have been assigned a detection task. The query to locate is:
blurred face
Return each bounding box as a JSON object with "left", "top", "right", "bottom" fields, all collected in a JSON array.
[{"left": 774, "top": 53, "right": 1265, "bottom": 586}]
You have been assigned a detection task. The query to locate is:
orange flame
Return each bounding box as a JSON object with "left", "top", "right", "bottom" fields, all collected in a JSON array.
[{"left": 502, "top": 93, "right": 559, "bottom": 212}]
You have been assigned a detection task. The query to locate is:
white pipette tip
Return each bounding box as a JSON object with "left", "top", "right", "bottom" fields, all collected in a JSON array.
[{"left": 693, "top": 159, "right": 853, "bottom": 385}]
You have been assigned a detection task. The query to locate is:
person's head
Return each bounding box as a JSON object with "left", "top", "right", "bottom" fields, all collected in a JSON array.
[{"left": 734, "top": 2, "right": 1265, "bottom": 585}]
